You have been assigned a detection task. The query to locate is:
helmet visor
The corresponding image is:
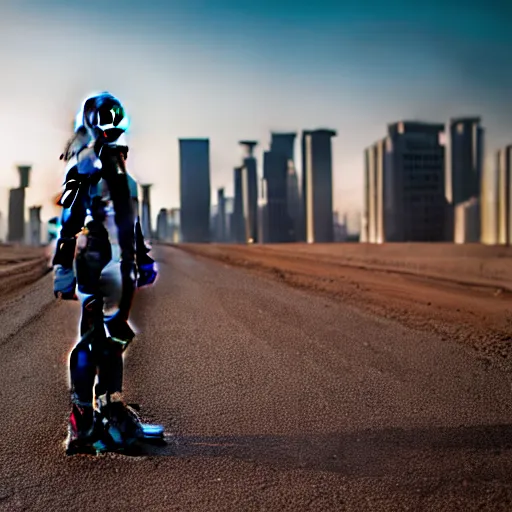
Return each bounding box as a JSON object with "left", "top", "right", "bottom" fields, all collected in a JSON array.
[{"left": 98, "top": 104, "right": 126, "bottom": 128}]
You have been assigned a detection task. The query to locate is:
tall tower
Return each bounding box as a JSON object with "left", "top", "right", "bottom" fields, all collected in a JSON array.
[
  {"left": 445, "top": 117, "right": 483, "bottom": 205},
  {"left": 29, "top": 206, "right": 42, "bottom": 246},
  {"left": 361, "top": 147, "right": 371, "bottom": 243},
  {"left": 496, "top": 145, "right": 512, "bottom": 245},
  {"left": 270, "top": 132, "right": 301, "bottom": 241},
  {"left": 156, "top": 208, "right": 168, "bottom": 241},
  {"left": 445, "top": 117, "right": 484, "bottom": 241},
  {"left": 217, "top": 188, "right": 227, "bottom": 242},
  {"left": 301, "top": 129, "right": 336, "bottom": 243},
  {"left": 239, "top": 141, "right": 258, "bottom": 243},
  {"left": 258, "top": 177, "right": 269, "bottom": 244},
  {"left": 232, "top": 167, "right": 245, "bottom": 243},
  {"left": 263, "top": 150, "right": 290, "bottom": 243},
  {"left": 8, "top": 165, "right": 31, "bottom": 243},
  {"left": 370, "top": 121, "right": 446, "bottom": 243},
  {"left": 179, "top": 138, "right": 211, "bottom": 243},
  {"left": 169, "top": 208, "right": 181, "bottom": 243}
]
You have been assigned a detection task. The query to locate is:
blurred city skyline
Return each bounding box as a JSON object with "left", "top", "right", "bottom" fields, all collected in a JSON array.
[{"left": 1, "top": 1, "right": 512, "bottom": 230}]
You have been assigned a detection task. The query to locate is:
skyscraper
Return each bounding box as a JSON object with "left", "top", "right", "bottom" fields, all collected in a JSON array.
[
  {"left": 209, "top": 203, "right": 218, "bottom": 242},
  {"left": 454, "top": 197, "right": 480, "bottom": 244},
  {"left": 179, "top": 138, "right": 211, "bottom": 243},
  {"left": 445, "top": 117, "right": 484, "bottom": 240},
  {"left": 361, "top": 149, "right": 371, "bottom": 243},
  {"left": 263, "top": 150, "right": 291, "bottom": 242},
  {"left": 364, "top": 121, "right": 447, "bottom": 242},
  {"left": 168, "top": 208, "right": 181, "bottom": 243},
  {"left": 445, "top": 118, "right": 484, "bottom": 205},
  {"left": 156, "top": 208, "right": 168, "bottom": 241},
  {"left": 232, "top": 166, "right": 245, "bottom": 243},
  {"left": 8, "top": 165, "right": 31, "bottom": 243},
  {"left": 363, "top": 139, "right": 387, "bottom": 243},
  {"left": 223, "top": 197, "right": 234, "bottom": 242},
  {"left": 239, "top": 141, "right": 258, "bottom": 243},
  {"left": 8, "top": 188, "right": 25, "bottom": 243},
  {"left": 301, "top": 129, "right": 336, "bottom": 243},
  {"left": 480, "top": 158, "right": 499, "bottom": 245},
  {"left": 28, "top": 206, "right": 41, "bottom": 246},
  {"left": 257, "top": 178, "right": 269, "bottom": 243},
  {"left": 496, "top": 145, "right": 512, "bottom": 245},
  {"left": 270, "top": 132, "right": 301, "bottom": 241},
  {"left": 216, "top": 188, "right": 227, "bottom": 243}
]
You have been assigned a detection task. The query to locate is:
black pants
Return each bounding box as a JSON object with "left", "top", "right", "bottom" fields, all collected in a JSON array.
[
  {"left": 62, "top": 149, "right": 136, "bottom": 406},
  {"left": 70, "top": 318, "right": 125, "bottom": 405},
  {"left": 69, "top": 306, "right": 125, "bottom": 405},
  {"left": 70, "top": 220, "right": 131, "bottom": 406}
]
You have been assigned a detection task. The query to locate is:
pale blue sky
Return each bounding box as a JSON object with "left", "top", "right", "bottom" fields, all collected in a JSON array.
[{"left": 1, "top": 0, "right": 511, "bottom": 228}]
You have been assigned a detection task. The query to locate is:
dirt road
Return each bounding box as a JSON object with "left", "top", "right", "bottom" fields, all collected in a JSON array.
[
  {"left": 175, "top": 244, "right": 512, "bottom": 369},
  {"left": 1, "top": 246, "right": 512, "bottom": 510}
]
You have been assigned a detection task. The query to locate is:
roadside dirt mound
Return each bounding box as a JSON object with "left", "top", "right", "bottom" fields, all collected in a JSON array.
[{"left": 0, "top": 245, "right": 51, "bottom": 300}]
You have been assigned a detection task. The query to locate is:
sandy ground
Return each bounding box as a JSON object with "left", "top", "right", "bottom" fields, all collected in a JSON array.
[
  {"left": 0, "top": 245, "right": 51, "bottom": 300},
  {"left": 2, "top": 246, "right": 512, "bottom": 511},
  {"left": 173, "top": 243, "right": 512, "bottom": 370}
]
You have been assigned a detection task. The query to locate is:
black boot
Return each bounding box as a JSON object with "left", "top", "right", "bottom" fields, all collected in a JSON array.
[
  {"left": 65, "top": 402, "right": 96, "bottom": 455},
  {"left": 96, "top": 392, "right": 144, "bottom": 448}
]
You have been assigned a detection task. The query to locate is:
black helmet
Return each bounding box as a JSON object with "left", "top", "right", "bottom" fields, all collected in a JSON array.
[{"left": 82, "top": 92, "right": 130, "bottom": 135}]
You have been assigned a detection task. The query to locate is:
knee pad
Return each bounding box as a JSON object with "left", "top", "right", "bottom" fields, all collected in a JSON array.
[
  {"left": 69, "top": 338, "right": 97, "bottom": 403},
  {"left": 70, "top": 340, "right": 95, "bottom": 371}
]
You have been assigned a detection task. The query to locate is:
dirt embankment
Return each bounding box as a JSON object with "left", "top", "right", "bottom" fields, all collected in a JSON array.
[
  {"left": 171, "top": 243, "right": 512, "bottom": 368},
  {"left": 0, "top": 245, "right": 51, "bottom": 300}
]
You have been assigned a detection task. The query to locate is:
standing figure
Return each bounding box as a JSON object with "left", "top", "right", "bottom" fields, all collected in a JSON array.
[{"left": 52, "top": 92, "right": 160, "bottom": 454}]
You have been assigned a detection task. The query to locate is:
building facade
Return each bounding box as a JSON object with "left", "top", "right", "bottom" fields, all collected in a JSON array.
[
  {"left": 270, "top": 133, "right": 301, "bottom": 240},
  {"left": 232, "top": 167, "right": 245, "bottom": 243},
  {"left": 445, "top": 118, "right": 484, "bottom": 205},
  {"left": 8, "top": 188, "right": 25, "bottom": 243},
  {"left": 8, "top": 165, "right": 31, "bottom": 243},
  {"left": 301, "top": 129, "right": 336, "bottom": 243},
  {"left": 215, "top": 188, "right": 227, "bottom": 243},
  {"left": 239, "top": 141, "right": 259, "bottom": 243},
  {"left": 364, "top": 121, "right": 447, "bottom": 243},
  {"left": 179, "top": 138, "right": 211, "bottom": 243},
  {"left": 454, "top": 197, "right": 480, "bottom": 244},
  {"left": 496, "top": 145, "right": 512, "bottom": 245},
  {"left": 168, "top": 208, "right": 181, "bottom": 243},
  {"left": 28, "top": 206, "right": 41, "bottom": 246},
  {"left": 156, "top": 208, "right": 168, "bottom": 241},
  {"left": 263, "top": 150, "right": 292, "bottom": 243},
  {"left": 445, "top": 117, "right": 484, "bottom": 241}
]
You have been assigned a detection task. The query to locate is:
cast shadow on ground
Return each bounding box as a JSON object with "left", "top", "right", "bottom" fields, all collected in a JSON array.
[{"left": 125, "top": 423, "right": 512, "bottom": 480}]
